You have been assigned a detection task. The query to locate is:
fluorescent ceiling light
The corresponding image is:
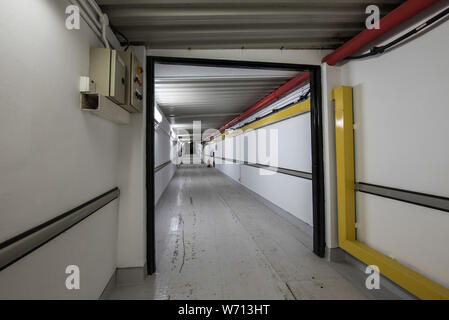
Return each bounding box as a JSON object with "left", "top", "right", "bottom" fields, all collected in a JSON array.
[{"left": 154, "top": 106, "right": 163, "bottom": 123}]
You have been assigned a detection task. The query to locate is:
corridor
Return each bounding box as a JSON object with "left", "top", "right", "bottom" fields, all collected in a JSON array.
[
  {"left": 2, "top": 0, "right": 449, "bottom": 302},
  {"left": 108, "top": 166, "right": 400, "bottom": 300}
]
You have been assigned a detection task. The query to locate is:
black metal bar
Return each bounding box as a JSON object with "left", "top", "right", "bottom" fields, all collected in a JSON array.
[
  {"left": 150, "top": 56, "right": 311, "bottom": 73},
  {"left": 310, "top": 66, "right": 326, "bottom": 258},
  {"left": 356, "top": 182, "right": 449, "bottom": 213},
  {"left": 146, "top": 57, "right": 156, "bottom": 275},
  {"left": 0, "top": 188, "right": 120, "bottom": 272},
  {"left": 148, "top": 56, "right": 325, "bottom": 261}
]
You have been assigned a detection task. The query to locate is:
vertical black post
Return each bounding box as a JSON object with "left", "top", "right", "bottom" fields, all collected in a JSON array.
[
  {"left": 310, "top": 66, "right": 326, "bottom": 257},
  {"left": 146, "top": 57, "right": 156, "bottom": 275}
]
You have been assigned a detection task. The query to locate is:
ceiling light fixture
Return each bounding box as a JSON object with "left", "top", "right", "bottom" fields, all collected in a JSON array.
[{"left": 154, "top": 106, "right": 163, "bottom": 123}]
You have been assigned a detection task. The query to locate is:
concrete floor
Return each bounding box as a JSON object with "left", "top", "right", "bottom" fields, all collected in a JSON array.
[{"left": 107, "top": 165, "right": 401, "bottom": 300}]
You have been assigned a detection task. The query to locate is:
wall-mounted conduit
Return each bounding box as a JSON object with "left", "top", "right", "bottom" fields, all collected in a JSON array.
[
  {"left": 232, "top": 85, "right": 310, "bottom": 131},
  {"left": 70, "top": 0, "right": 121, "bottom": 50},
  {"left": 205, "top": 72, "right": 310, "bottom": 141},
  {"left": 212, "top": 99, "right": 311, "bottom": 141},
  {"left": 322, "top": 0, "right": 443, "bottom": 65},
  {"left": 345, "top": 6, "right": 449, "bottom": 60}
]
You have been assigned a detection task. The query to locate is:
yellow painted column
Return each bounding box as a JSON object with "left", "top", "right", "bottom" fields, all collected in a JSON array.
[{"left": 333, "top": 86, "right": 356, "bottom": 244}]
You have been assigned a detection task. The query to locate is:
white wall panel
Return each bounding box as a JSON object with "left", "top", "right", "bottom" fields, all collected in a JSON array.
[
  {"left": 117, "top": 112, "right": 146, "bottom": 268},
  {"left": 0, "top": 0, "right": 120, "bottom": 297},
  {"left": 342, "top": 19, "right": 449, "bottom": 198},
  {"left": 155, "top": 164, "right": 177, "bottom": 204},
  {"left": 245, "top": 130, "right": 258, "bottom": 164},
  {"left": 154, "top": 105, "right": 177, "bottom": 204},
  {"left": 216, "top": 140, "right": 223, "bottom": 164},
  {"left": 257, "top": 114, "right": 311, "bottom": 172},
  {"left": 116, "top": 46, "right": 148, "bottom": 269},
  {"left": 340, "top": 16, "right": 449, "bottom": 288},
  {"left": 241, "top": 166, "right": 313, "bottom": 226},
  {"left": 356, "top": 192, "right": 449, "bottom": 288},
  {"left": 321, "top": 63, "right": 341, "bottom": 249},
  {"left": 148, "top": 49, "right": 328, "bottom": 66},
  {"left": 220, "top": 115, "right": 311, "bottom": 172},
  {"left": 216, "top": 163, "right": 240, "bottom": 183},
  {"left": 155, "top": 129, "right": 172, "bottom": 167},
  {"left": 213, "top": 110, "right": 313, "bottom": 227},
  {"left": 0, "top": 201, "right": 118, "bottom": 299},
  {"left": 224, "top": 136, "right": 235, "bottom": 160}
]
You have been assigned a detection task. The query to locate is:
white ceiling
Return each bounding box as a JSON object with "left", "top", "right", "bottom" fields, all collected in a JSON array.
[{"left": 154, "top": 63, "right": 303, "bottom": 137}]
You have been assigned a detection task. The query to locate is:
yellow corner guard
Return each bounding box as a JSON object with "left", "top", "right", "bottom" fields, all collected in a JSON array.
[{"left": 333, "top": 86, "right": 449, "bottom": 300}]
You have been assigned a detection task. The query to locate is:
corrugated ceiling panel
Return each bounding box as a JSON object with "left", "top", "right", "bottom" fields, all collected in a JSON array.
[{"left": 97, "top": 0, "right": 405, "bottom": 49}]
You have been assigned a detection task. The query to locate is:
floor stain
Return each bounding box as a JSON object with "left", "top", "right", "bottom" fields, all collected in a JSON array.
[{"left": 178, "top": 215, "right": 186, "bottom": 274}]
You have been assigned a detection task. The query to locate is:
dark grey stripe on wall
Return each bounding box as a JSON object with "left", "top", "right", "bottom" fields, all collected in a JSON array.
[
  {"left": 215, "top": 156, "right": 312, "bottom": 180},
  {"left": 155, "top": 160, "right": 172, "bottom": 173},
  {"left": 356, "top": 182, "right": 449, "bottom": 213},
  {"left": 0, "top": 188, "right": 120, "bottom": 272}
]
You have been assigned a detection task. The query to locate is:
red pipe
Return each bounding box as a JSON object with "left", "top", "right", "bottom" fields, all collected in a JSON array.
[
  {"left": 322, "top": 0, "right": 441, "bottom": 66},
  {"left": 206, "top": 72, "right": 310, "bottom": 141}
]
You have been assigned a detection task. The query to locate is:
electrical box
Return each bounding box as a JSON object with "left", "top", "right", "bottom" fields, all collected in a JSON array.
[
  {"left": 81, "top": 93, "right": 130, "bottom": 125},
  {"left": 89, "top": 48, "right": 126, "bottom": 105},
  {"left": 119, "top": 51, "right": 144, "bottom": 113}
]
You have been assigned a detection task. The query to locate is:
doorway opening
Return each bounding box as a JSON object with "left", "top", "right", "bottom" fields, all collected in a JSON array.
[{"left": 146, "top": 57, "right": 324, "bottom": 275}]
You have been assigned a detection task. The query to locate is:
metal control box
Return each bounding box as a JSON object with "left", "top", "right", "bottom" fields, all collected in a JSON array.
[
  {"left": 89, "top": 48, "right": 126, "bottom": 105},
  {"left": 119, "top": 51, "right": 144, "bottom": 113}
]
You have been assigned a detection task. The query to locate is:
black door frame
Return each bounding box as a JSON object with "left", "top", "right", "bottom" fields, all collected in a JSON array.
[{"left": 146, "top": 56, "right": 325, "bottom": 275}]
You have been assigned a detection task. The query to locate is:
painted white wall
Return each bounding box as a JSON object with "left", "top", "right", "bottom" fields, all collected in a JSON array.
[
  {"left": 154, "top": 104, "right": 177, "bottom": 204},
  {"left": 0, "top": 202, "right": 118, "bottom": 300},
  {"left": 0, "top": 0, "right": 119, "bottom": 298},
  {"left": 242, "top": 166, "right": 313, "bottom": 225},
  {"left": 356, "top": 193, "right": 449, "bottom": 288},
  {"left": 148, "top": 49, "right": 329, "bottom": 66},
  {"left": 213, "top": 112, "right": 314, "bottom": 227},
  {"left": 321, "top": 64, "right": 341, "bottom": 250},
  {"left": 155, "top": 114, "right": 172, "bottom": 168},
  {"left": 258, "top": 114, "right": 312, "bottom": 172},
  {"left": 116, "top": 47, "right": 147, "bottom": 269},
  {"left": 216, "top": 161, "right": 240, "bottom": 182},
  {"left": 339, "top": 14, "right": 449, "bottom": 287},
  {"left": 155, "top": 163, "right": 177, "bottom": 203}
]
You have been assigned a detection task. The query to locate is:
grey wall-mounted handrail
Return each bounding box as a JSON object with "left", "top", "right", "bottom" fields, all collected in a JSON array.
[
  {"left": 155, "top": 160, "right": 172, "bottom": 173},
  {"left": 214, "top": 156, "right": 313, "bottom": 180},
  {"left": 356, "top": 182, "right": 449, "bottom": 214},
  {"left": 0, "top": 188, "right": 120, "bottom": 272}
]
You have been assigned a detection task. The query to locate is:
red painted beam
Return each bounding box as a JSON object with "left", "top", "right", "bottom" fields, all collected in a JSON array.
[
  {"left": 206, "top": 72, "right": 310, "bottom": 141},
  {"left": 322, "top": 0, "right": 442, "bottom": 66}
]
